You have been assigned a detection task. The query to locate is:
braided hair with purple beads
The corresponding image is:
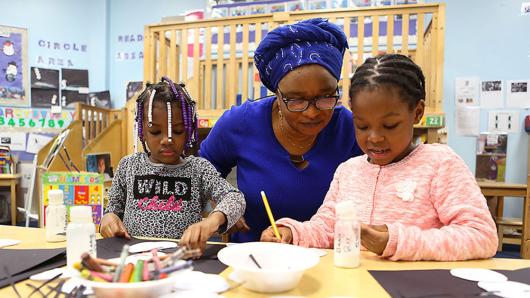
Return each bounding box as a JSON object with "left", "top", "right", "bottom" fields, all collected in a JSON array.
[{"left": 135, "top": 77, "right": 198, "bottom": 155}]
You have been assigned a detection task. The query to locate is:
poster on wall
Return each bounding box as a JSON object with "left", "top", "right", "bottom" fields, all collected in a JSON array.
[
  {"left": 61, "top": 68, "right": 88, "bottom": 89},
  {"left": 0, "top": 132, "right": 26, "bottom": 151},
  {"left": 126, "top": 81, "right": 143, "bottom": 101},
  {"left": 88, "top": 91, "right": 111, "bottom": 108},
  {"left": 455, "top": 77, "right": 479, "bottom": 106},
  {"left": 31, "top": 67, "right": 60, "bottom": 108},
  {"left": 0, "top": 25, "right": 29, "bottom": 107},
  {"left": 506, "top": 80, "right": 530, "bottom": 108},
  {"left": 41, "top": 172, "right": 104, "bottom": 227},
  {"left": 480, "top": 80, "right": 504, "bottom": 108},
  {"left": 475, "top": 133, "right": 507, "bottom": 182},
  {"left": 86, "top": 153, "right": 113, "bottom": 181},
  {"left": 0, "top": 106, "right": 74, "bottom": 130}
]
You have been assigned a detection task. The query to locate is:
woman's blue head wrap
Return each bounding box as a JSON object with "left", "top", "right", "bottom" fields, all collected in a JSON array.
[{"left": 254, "top": 18, "right": 349, "bottom": 92}]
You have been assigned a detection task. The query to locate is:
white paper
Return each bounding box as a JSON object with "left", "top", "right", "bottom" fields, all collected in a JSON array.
[
  {"left": 128, "top": 241, "right": 177, "bottom": 253},
  {"left": 0, "top": 239, "right": 21, "bottom": 248},
  {"left": 480, "top": 80, "right": 504, "bottom": 108},
  {"left": 506, "top": 80, "right": 530, "bottom": 108},
  {"left": 26, "top": 133, "right": 53, "bottom": 154},
  {"left": 450, "top": 268, "right": 507, "bottom": 282},
  {"left": 456, "top": 106, "right": 480, "bottom": 136},
  {"left": 0, "top": 132, "right": 26, "bottom": 151},
  {"left": 455, "top": 77, "right": 479, "bottom": 106},
  {"left": 30, "top": 268, "right": 65, "bottom": 281},
  {"left": 488, "top": 111, "right": 520, "bottom": 133},
  {"left": 478, "top": 280, "right": 530, "bottom": 298}
]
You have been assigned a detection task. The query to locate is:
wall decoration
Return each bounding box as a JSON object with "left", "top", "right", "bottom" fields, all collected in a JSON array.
[
  {"left": 0, "top": 25, "right": 29, "bottom": 107},
  {"left": 126, "top": 81, "right": 143, "bottom": 101},
  {"left": 0, "top": 106, "right": 74, "bottom": 130},
  {"left": 86, "top": 153, "right": 113, "bottom": 181},
  {"left": 41, "top": 172, "right": 104, "bottom": 227},
  {"left": 88, "top": 91, "right": 111, "bottom": 108},
  {"left": 61, "top": 68, "right": 88, "bottom": 89},
  {"left": 30, "top": 67, "right": 60, "bottom": 108},
  {"left": 475, "top": 133, "right": 507, "bottom": 182}
]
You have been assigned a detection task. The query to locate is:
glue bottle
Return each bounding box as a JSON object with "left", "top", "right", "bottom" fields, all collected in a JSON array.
[
  {"left": 66, "top": 206, "right": 97, "bottom": 269},
  {"left": 334, "top": 200, "right": 360, "bottom": 268},
  {"left": 45, "top": 189, "right": 67, "bottom": 242}
]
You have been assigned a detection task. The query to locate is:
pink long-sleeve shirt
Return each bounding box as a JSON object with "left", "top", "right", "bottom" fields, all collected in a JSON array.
[{"left": 278, "top": 144, "right": 498, "bottom": 261}]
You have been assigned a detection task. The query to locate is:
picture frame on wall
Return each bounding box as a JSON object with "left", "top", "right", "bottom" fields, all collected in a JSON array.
[{"left": 0, "top": 25, "right": 29, "bottom": 107}]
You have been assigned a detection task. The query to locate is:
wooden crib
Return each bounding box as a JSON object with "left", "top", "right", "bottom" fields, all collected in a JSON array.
[{"left": 143, "top": 3, "right": 445, "bottom": 123}]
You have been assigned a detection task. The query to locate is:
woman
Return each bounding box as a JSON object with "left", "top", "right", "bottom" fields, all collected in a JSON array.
[{"left": 200, "top": 18, "right": 362, "bottom": 242}]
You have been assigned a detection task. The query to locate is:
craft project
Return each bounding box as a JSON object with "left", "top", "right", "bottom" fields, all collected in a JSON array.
[{"left": 0, "top": 25, "right": 29, "bottom": 106}]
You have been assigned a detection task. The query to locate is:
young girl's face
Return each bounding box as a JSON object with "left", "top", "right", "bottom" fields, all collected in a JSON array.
[
  {"left": 350, "top": 86, "right": 424, "bottom": 166},
  {"left": 143, "top": 100, "right": 186, "bottom": 164}
]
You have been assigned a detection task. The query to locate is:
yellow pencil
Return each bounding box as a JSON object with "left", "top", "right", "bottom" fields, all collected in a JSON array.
[{"left": 260, "top": 191, "right": 281, "bottom": 240}]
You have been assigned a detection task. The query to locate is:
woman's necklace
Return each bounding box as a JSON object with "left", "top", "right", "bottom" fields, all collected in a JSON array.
[{"left": 278, "top": 109, "right": 315, "bottom": 151}]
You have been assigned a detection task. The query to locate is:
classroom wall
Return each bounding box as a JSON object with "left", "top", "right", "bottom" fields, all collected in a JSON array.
[
  {"left": 433, "top": 0, "right": 530, "bottom": 218},
  {"left": 0, "top": 0, "right": 108, "bottom": 91},
  {"left": 107, "top": 0, "right": 207, "bottom": 108}
]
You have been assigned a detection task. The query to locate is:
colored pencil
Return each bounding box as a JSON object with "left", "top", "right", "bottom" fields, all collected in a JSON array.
[{"left": 261, "top": 191, "right": 281, "bottom": 240}]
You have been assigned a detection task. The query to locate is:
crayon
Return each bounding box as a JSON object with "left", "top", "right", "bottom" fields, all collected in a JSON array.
[
  {"left": 73, "top": 262, "right": 83, "bottom": 271},
  {"left": 119, "top": 263, "right": 134, "bottom": 283},
  {"left": 151, "top": 249, "right": 162, "bottom": 279},
  {"left": 81, "top": 252, "right": 105, "bottom": 272},
  {"left": 80, "top": 269, "right": 108, "bottom": 282},
  {"left": 130, "top": 260, "right": 144, "bottom": 283},
  {"left": 112, "top": 245, "right": 129, "bottom": 282},
  {"left": 142, "top": 260, "right": 150, "bottom": 281},
  {"left": 159, "top": 260, "right": 192, "bottom": 274}
]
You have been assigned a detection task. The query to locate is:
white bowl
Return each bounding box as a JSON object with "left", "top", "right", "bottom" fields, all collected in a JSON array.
[
  {"left": 70, "top": 267, "right": 192, "bottom": 298},
  {"left": 217, "top": 242, "right": 320, "bottom": 293}
]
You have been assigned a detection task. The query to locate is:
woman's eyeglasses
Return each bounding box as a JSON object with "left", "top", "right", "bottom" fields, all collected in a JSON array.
[{"left": 277, "top": 87, "right": 340, "bottom": 112}]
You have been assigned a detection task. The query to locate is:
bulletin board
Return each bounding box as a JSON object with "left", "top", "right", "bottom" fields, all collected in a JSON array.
[
  {"left": 0, "top": 25, "right": 29, "bottom": 107},
  {"left": 41, "top": 172, "right": 104, "bottom": 227}
]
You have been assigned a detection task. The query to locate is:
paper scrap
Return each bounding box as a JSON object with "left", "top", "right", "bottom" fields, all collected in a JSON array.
[{"left": 0, "top": 239, "right": 21, "bottom": 248}]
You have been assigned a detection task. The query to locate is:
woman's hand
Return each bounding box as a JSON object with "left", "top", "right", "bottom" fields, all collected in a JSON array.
[
  {"left": 100, "top": 213, "right": 131, "bottom": 239},
  {"left": 180, "top": 211, "right": 226, "bottom": 257},
  {"left": 227, "top": 217, "right": 251, "bottom": 234},
  {"left": 260, "top": 226, "right": 293, "bottom": 244},
  {"left": 361, "top": 224, "right": 389, "bottom": 255}
]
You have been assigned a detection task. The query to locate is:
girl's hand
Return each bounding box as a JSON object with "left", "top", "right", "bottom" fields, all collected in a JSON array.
[
  {"left": 227, "top": 217, "right": 251, "bottom": 234},
  {"left": 260, "top": 226, "right": 293, "bottom": 244},
  {"left": 100, "top": 213, "right": 131, "bottom": 239},
  {"left": 361, "top": 224, "right": 389, "bottom": 255},
  {"left": 180, "top": 211, "right": 226, "bottom": 257}
]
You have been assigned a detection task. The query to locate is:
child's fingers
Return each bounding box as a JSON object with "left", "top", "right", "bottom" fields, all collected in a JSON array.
[
  {"left": 179, "top": 228, "right": 192, "bottom": 248},
  {"left": 260, "top": 229, "right": 280, "bottom": 242},
  {"left": 117, "top": 221, "right": 131, "bottom": 239}
]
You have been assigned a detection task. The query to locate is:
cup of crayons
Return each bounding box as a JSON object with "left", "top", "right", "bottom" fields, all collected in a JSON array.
[{"left": 70, "top": 245, "right": 200, "bottom": 298}]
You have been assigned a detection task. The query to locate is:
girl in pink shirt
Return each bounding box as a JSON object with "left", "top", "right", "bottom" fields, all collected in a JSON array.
[{"left": 261, "top": 54, "right": 497, "bottom": 261}]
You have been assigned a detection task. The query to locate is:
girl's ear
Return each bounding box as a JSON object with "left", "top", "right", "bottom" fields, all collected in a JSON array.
[{"left": 413, "top": 100, "right": 425, "bottom": 124}]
